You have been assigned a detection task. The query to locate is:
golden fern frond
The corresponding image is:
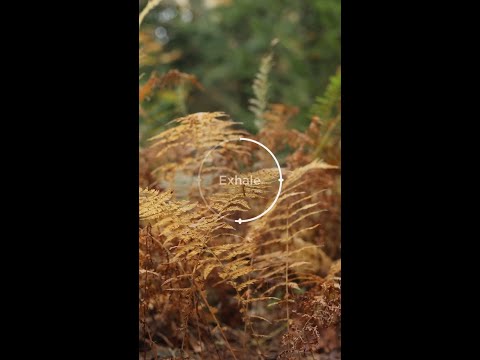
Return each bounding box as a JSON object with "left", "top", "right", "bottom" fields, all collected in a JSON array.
[
  {"left": 281, "top": 159, "right": 337, "bottom": 187},
  {"left": 139, "top": 188, "right": 196, "bottom": 222},
  {"left": 140, "top": 187, "right": 234, "bottom": 250},
  {"left": 213, "top": 168, "right": 279, "bottom": 198},
  {"left": 202, "top": 167, "right": 279, "bottom": 218},
  {"left": 149, "top": 112, "right": 247, "bottom": 154},
  {"left": 148, "top": 112, "right": 250, "bottom": 184},
  {"left": 238, "top": 159, "right": 338, "bottom": 317},
  {"left": 247, "top": 161, "right": 332, "bottom": 239}
]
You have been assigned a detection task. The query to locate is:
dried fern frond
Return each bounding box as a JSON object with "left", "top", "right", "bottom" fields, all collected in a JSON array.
[
  {"left": 257, "top": 104, "right": 306, "bottom": 150},
  {"left": 201, "top": 167, "right": 280, "bottom": 221},
  {"left": 139, "top": 188, "right": 196, "bottom": 222},
  {"left": 254, "top": 103, "right": 325, "bottom": 169},
  {"left": 139, "top": 185, "right": 245, "bottom": 358},
  {"left": 279, "top": 262, "right": 341, "bottom": 357},
  {"left": 148, "top": 112, "right": 250, "bottom": 185},
  {"left": 138, "top": 63, "right": 341, "bottom": 356},
  {"left": 149, "top": 112, "right": 247, "bottom": 155},
  {"left": 247, "top": 160, "right": 336, "bottom": 240},
  {"left": 140, "top": 69, "right": 203, "bottom": 103},
  {"left": 140, "top": 187, "right": 234, "bottom": 250}
]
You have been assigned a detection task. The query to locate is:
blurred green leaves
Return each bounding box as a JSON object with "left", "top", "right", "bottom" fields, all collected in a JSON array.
[{"left": 140, "top": 0, "right": 340, "bottom": 135}]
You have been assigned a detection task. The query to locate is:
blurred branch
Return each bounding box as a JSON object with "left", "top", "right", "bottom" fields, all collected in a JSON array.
[{"left": 139, "top": 0, "right": 163, "bottom": 28}]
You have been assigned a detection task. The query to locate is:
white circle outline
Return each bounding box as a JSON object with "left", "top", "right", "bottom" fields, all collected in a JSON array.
[{"left": 197, "top": 137, "right": 283, "bottom": 225}]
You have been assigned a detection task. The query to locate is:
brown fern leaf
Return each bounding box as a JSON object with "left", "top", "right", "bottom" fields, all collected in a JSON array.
[{"left": 139, "top": 69, "right": 203, "bottom": 102}]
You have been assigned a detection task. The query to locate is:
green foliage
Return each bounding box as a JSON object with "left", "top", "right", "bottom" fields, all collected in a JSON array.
[
  {"left": 310, "top": 68, "right": 341, "bottom": 162},
  {"left": 310, "top": 68, "right": 341, "bottom": 119},
  {"left": 139, "top": 0, "right": 341, "bottom": 132}
]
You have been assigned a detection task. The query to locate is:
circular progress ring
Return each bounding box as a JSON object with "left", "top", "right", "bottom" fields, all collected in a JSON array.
[{"left": 197, "top": 137, "right": 283, "bottom": 224}]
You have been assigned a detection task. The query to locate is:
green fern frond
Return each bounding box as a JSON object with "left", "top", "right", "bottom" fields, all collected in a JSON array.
[
  {"left": 310, "top": 68, "right": 341, "bottom": 119},
  {"left": 249, "top": 53, "right": 274, "bottom": 129},
  {"left": 310, "top": 68, "right": 341, "bottom": 160}
]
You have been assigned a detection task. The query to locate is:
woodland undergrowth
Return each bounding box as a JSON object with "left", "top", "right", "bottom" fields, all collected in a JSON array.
[{"left": 139, "top": 5, "right": 341, "bottom": 358}]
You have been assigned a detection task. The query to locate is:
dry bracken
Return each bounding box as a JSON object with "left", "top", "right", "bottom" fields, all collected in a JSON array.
[{"left": 139, "top": 107, "right": 341, "bottom": 359}]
